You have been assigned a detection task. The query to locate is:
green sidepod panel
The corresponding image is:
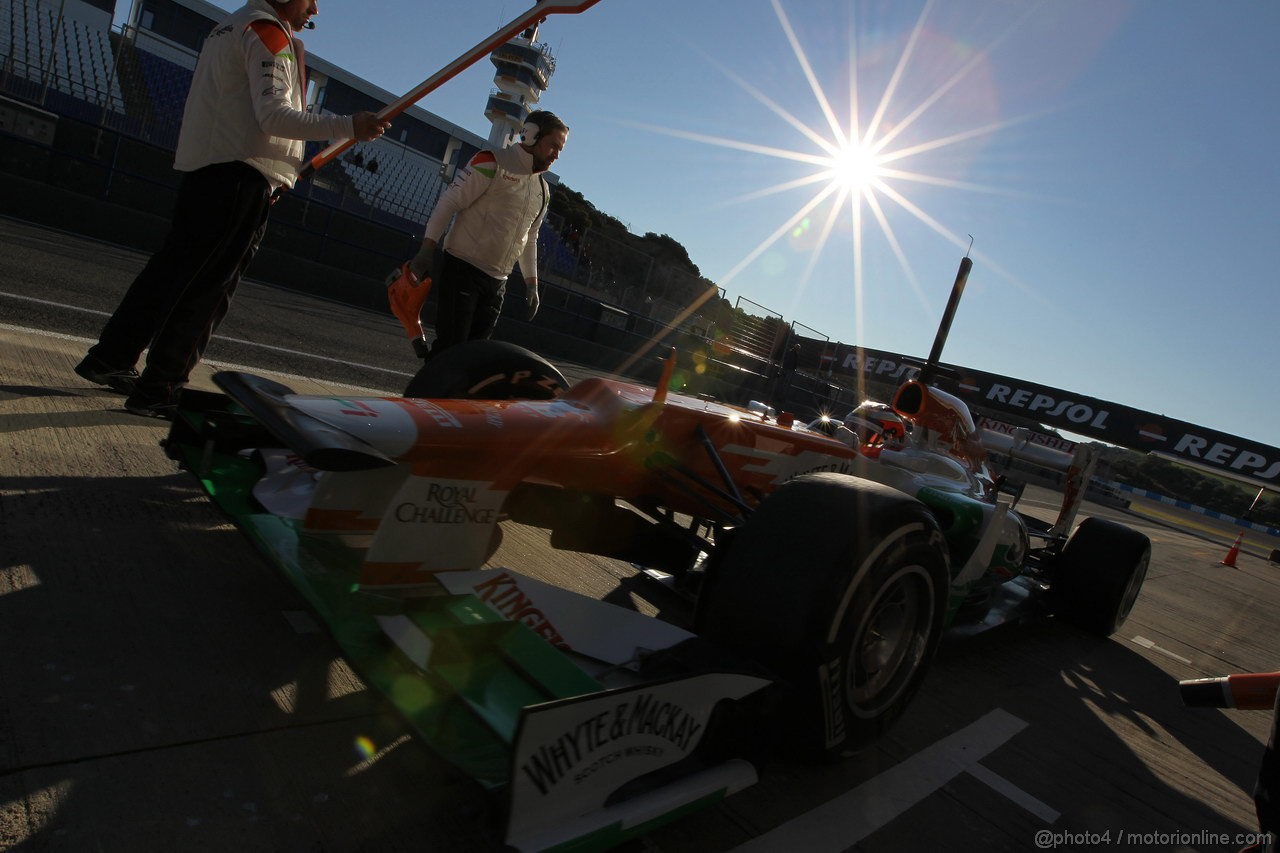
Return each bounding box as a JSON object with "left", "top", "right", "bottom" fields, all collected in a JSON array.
[{"left": 915, "top": 485, "right": 988, "bottom": 568}]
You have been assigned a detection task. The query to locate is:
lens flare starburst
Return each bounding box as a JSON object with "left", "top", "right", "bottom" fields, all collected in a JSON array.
[
  {"left": 632, "top": 0, "right": 1032, "bottom": 342},
  {"left": 827, "top": 140, "right": 885, "bottom": 196}
]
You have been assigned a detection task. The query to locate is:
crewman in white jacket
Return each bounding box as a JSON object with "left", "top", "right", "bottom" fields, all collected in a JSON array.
[
  {"left": 75, "top": 0, "right": 389, "bottom": 418},
  {"left": 398, "top": 110, "right": 568, "bottom": 358}
]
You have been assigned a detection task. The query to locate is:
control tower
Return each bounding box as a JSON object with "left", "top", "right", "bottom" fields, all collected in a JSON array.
[{"left": 484, "top": 16, "right": 556, "bottom": 147}]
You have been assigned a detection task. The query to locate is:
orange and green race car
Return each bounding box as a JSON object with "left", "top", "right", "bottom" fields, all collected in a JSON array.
[{"left": 161, "top": 271, "right": 1149, "bottom": 852}]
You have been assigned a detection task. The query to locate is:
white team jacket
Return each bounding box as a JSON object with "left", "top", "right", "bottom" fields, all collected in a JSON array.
[
  {"left": 423, "top": 144, "right": 549, "bottom": 282},
  {"left": 173, "top": 0, "right": 352, "bottom": 189}
]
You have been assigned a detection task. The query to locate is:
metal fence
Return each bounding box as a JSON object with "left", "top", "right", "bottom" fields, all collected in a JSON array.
[
  {"left": 790, "top": 319, "right": 832, "bottom": 372},
  {"left": 729, "top": 296, "right": 788, "bottom": 362}
]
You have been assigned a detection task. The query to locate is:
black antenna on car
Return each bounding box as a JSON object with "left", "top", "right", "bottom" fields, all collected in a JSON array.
[{"left": 918, "top": 236, "right": 974, "bottom": 386}]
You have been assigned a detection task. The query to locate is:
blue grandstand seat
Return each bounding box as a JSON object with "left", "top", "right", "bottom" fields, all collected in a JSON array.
[
  {"left": 136, "top": 50, "right": 192, "bottom": 125},
  {"left": 1, "top": 0, "right": 128, "bottom": 120}
]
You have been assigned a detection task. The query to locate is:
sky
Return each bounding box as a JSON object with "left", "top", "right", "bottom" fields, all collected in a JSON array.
[{"left": 130, "top": 0, "right": 1280, "bottom": 448}]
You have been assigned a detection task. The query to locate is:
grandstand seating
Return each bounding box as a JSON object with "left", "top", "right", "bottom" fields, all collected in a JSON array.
[
  {"left": 131, "top": 49, "right": 187, "bottom": 147},
  {"left": 308, "top": 132, "right": 454, "bottom": 232},
  {"left": 0, "top": 1, "right": 455, "bottom": 232},
  {"left": 0, "top": 0, "right": 125, "bottom": 114},
  {"left": 537, "top": 227, "right": 582, "bottom": 280}
]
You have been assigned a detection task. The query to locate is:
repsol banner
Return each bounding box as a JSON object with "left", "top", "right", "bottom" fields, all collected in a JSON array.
[{"left": 823, "top": 344, "right": 1280, "bottom": 488}]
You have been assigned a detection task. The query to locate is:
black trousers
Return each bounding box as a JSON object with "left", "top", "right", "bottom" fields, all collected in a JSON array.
[
  {"left": 89, "top": 161, "right": 271, "bottom": 401},
  {"left": 430, "top": 251, "right": 505, "bottom": 355}
]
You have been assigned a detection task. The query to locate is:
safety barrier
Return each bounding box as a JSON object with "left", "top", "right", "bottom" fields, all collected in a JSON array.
[{"left": 1097, "top": 479, "right": 1280, "bottom": 537}]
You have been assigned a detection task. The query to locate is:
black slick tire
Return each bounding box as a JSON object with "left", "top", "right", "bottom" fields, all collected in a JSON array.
[
  {"left": 698, "top": 473, "right": 949, "bottom": 758},
  {"left": 404, "top": 340, "right": 566, "bottom": 400},
  {"left": 1052, "top": 516, "right": 1151, "bottom": 636}
]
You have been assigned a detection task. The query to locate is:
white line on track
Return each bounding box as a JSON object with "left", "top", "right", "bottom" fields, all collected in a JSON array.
[
  {"left": 965, "top": 762, "right": 1060, "bottom": 823},
  {"left": 0, "top": 321, "right": 394, "bottom": 395},
  {"left": 731, "top": 709, "right": 1044, "bottom": 851},
  {"left": 1130, "top": 635, "right": 1193, "bottom": 665},
  {"left": 0, "top": 291, "right": 413, "bottom": 378}
]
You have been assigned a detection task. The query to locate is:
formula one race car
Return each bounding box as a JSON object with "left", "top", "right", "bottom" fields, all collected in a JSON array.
[{"left": 160, "top": 264, "right": 1150, "bottom": 851}]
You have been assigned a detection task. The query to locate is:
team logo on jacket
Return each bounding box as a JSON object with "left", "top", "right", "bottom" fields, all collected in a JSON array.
[
  {"left": 249, "top": 20, "right": 294, "bottom": 61},
  {"left": 468, "top": 151, "right": 498, "bottom": 179}
]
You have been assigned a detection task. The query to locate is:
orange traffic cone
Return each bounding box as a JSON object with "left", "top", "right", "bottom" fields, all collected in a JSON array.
[{"left": 1219, "top": 531, "right": 1244, "bottom": 568}]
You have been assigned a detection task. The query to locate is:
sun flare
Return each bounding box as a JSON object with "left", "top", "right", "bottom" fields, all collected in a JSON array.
[
  {"left": 826, "top": 139, "right": 884, "bottom": 196},
  {"left": 630, "top": 0, "right": 1027, "bottom": 340}
]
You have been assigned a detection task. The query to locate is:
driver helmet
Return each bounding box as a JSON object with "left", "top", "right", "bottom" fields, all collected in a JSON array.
[{"left": 843, "top": 400, "right": 907, "bottom": 445}]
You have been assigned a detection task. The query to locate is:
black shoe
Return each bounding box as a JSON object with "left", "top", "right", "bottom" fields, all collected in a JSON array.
[
  {"left": 75, "top": 354, "right": 139, "bottom": 395},
  {"left": 123, "top": 394, "right": 178, "bottom": 421}
]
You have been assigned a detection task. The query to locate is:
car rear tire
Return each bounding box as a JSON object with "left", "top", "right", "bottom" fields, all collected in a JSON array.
[
  {"left": 698, "top": 473, "right": 949, "bottom": 758},
  {"left": 404, "top": 340, "right": 567, "bottom": 400},
  {"left": 1052, "top": 516, "right": 1151, "bottom": 636}
]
